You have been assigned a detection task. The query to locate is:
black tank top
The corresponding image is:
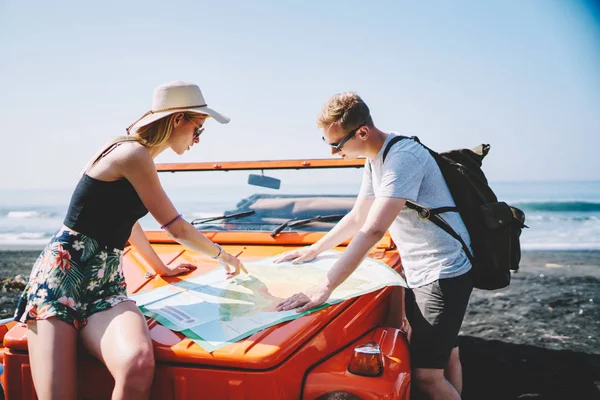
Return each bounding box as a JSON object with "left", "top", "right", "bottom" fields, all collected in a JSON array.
[{"left": 63, "top": 142, "right": 149, "bottom": 249}]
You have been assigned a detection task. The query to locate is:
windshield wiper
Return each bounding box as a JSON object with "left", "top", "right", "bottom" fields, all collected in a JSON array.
[
  {"left": 191, "top": 210, "right": 256, "bottom": 225},
  {"left": 270, "top": 213, "right": 347, "bottom": 237}
]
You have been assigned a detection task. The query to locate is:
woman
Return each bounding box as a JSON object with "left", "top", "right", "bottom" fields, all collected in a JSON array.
[{"left": 14, "top": 81, "right": 246, "bottom": 400}]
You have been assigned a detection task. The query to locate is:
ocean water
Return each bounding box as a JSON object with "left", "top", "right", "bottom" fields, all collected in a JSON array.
[{"left": 0, "top": 181, "right": 598, "bottom": 251}]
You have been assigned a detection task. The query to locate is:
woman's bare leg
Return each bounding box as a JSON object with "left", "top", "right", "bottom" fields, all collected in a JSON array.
[
  {"left": 27, "top": 319, "right": 78, "bottom": 400},
  {"left": 80, "top": 301, "right": 154, "bottom": 400}
]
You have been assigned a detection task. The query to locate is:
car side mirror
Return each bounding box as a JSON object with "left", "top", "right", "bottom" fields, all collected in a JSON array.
[{"left": 248, "top": 171, "right": 281, "bottom": 190}]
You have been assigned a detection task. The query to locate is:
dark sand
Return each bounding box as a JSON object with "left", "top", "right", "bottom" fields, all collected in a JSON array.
[
  {"left": 460, "top": 251, "right": 600, "bottom": 400},
  {"left": 1, "top": 250, "right": 598, "bottom": 399}
]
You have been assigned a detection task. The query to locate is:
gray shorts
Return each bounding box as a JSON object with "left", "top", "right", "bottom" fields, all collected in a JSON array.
[{"left": 405, "top": 271, "right": 473, "bottom": 369}]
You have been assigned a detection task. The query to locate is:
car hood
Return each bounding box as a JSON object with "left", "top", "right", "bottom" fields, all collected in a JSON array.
[{"left": 123, "top": 240, "right": 399, "bottom": 370}]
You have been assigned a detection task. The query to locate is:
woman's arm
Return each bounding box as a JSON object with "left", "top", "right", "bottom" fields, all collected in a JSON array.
[
  {"left": 118, "top": 144, "right": 246, "bottom": 278},
  {"left": 128, "top": 221, "right": 195, "bottom": 276},
  {"left": 128, "top": 221, "right": 168, "bottom": 274}
]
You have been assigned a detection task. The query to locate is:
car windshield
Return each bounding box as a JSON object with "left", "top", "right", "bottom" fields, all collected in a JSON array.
[{"left": 138, "top": 164, "right": 364, "bottom": 233}]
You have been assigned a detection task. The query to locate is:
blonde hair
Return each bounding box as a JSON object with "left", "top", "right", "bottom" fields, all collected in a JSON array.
[
  {"left": 81, "top": 112, "right": 206, "bottom": 175},
  {"left": 132, "top": 111, "right": 207, "bottom": 147},
  {"left": 317, "top": 92, "right": 373, "bottom": 131}
]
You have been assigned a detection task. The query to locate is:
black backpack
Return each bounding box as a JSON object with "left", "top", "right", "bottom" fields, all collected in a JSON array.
[{"left": 382, "top": 136, "right": 527, "bottom": 290}]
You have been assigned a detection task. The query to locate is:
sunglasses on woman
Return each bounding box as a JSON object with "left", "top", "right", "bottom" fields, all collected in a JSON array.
[{"left": 186, "top": 116, "right": 205, "bottom": 139}]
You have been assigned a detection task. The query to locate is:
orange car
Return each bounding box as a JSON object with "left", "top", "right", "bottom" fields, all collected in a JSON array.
[{"left": 0, "top": 158, "right": 411, "bottom": 400}]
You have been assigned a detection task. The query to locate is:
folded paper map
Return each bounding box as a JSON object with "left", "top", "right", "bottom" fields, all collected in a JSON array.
[{"left": 130, "top": 250, "right": 407, "bottom": 352}]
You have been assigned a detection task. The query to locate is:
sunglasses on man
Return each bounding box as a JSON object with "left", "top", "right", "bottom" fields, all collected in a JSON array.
[{"left": 322, "top": 121, "right": 368, "bottom": 152}]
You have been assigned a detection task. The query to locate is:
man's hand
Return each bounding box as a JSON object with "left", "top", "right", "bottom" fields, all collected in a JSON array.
[
  {"left": 401, "top": 318, "right": 412, "bottom": 341},
  {"left": 276, "top": 285, "right": 333, "bottom": 313},
  {"left": 274, "top": 246, "right": 319, "bottom": 264}
]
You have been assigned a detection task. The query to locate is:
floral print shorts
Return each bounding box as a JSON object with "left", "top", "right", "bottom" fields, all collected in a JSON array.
[{"left": 14, "top": 228, "right": 133, "bottom": 330}]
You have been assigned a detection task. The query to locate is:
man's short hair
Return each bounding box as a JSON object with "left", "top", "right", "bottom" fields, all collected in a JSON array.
[{"left": 317, "top": 92, "right": 373, "bottom": 132}]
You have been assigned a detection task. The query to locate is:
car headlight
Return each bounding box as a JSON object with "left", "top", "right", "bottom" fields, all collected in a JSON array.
[{"left": 347, "top": 341, "right": 383, "bottom": 377}]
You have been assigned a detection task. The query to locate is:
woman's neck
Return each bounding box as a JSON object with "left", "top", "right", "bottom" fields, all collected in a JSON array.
[{"left": 146, "top": 141, "right": 171, "bottom": 159}]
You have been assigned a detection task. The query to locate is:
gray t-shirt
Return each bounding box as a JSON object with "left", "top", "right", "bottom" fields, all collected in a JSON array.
[{"left": 359, "top": 133, "right": 472, "bottom": 288}]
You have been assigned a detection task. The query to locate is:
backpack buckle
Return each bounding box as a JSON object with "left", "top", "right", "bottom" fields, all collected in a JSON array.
[{"left": 417, "top": 208, "right": 431, "bottom": 220}]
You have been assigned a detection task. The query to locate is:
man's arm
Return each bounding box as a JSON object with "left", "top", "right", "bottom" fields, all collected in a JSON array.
[
  {"left": 313, "top": 194, "right": 375, "bottom": 252},
  {"left": 275, "top": 194, "right": 374, "bottom": 263},
  {"left": 324, "top": 196, "right": 405, "bottom": 288},
  {"left": 276, "top": 196, "right": 406, "bottom": 312}
]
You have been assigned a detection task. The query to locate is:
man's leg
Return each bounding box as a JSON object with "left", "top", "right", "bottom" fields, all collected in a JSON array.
[
  {"left": 406, "top": 272, "right": 472, "bottom": 400},
  {"left": 444, "top": 346, "right": 462, "bottom": 395},
  {"left": 413, "top": 368, "right": 461, "bottom": 400}
]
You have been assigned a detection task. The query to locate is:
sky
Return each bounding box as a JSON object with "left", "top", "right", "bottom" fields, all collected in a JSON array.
[{"left": 1, "top": 0, "right": 599, "bottom": 189}]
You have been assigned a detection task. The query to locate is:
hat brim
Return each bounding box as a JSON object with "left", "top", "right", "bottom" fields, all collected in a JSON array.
[{"left": 129, "top": 106, "right": 230, "bottom": 133}]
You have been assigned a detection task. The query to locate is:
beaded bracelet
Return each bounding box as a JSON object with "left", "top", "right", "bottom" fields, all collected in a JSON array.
[{"left": 161, "top": 214, "right": 183, "bottom": 230}]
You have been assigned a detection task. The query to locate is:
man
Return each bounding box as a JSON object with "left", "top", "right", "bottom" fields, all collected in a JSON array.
[{"left": 275, "top": 92, "right": 473, "bottom": 400}]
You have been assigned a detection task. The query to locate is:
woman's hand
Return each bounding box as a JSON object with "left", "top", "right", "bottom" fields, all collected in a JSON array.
[
  {"left": 219, "top": 251, "right": 248, "bottom": 279},
  {"left": 275, "top": 285, "right": 333, "bottom": 313},
  {"left": 274, "top": 245, "right": 319, "bottom": 264},
  {"left": 159, "top": 262, "right": 197, "bottom": 277}
]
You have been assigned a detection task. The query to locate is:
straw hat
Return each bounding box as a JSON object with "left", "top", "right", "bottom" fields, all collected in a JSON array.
[{"left": 126, "top": 81, "right": 230, "bottom": 133}]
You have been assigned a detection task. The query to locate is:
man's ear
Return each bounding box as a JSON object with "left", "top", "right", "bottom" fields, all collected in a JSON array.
[{"left": 359, "top": 126, "right": 369, "bottom": 139}]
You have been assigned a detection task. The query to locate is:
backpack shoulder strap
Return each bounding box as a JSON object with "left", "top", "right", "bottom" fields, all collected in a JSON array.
[
  {"left": 382, "top": 135, "right": 409, "bottom": 162},
  {"left": 424, "top": 213, "right": 475, "bottom": 263},
  {"left": 381, "top": 135, "right": 471, "bottom": 260}
]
